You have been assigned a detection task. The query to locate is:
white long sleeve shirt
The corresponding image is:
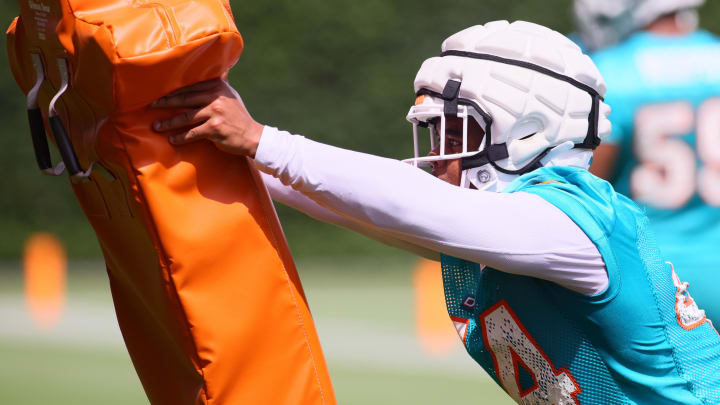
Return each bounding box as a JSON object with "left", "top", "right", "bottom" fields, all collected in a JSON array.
[{"left": 254, "top": 126, "right": 608, "bottom": 295}]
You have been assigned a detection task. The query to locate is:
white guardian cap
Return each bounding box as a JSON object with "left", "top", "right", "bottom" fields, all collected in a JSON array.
[
  {"left": 405, "top": 21, "right": 611, "bottom": 192},
  {"left": 573, "top": 0, "right": 705, "bottom": 51}
]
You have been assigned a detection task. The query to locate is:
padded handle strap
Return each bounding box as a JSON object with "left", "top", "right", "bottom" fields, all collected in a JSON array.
[
  {"left": 27, "top": 54, "right": 64, "bottom": 176},
  {"left": 48, "top": 58, "right": 86, "bottom": 178},
  {"left": 49, "top": 115, "right": 82, "bottom": 176},
  {"left": 27, "top": 108, "right": 52, "bottom": 170}
]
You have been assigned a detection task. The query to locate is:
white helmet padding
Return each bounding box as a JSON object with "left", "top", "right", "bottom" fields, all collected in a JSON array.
[{"left": 405, "top": 21, "right": 612, "bottom": 192}]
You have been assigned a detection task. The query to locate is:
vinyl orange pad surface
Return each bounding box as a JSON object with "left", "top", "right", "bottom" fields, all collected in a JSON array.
[{"left": 7, "top": 1, "right": 335, "bottom": 404}]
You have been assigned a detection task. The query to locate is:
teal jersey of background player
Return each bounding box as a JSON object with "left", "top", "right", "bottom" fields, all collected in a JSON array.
[
  {"left": 590, "top": 30, "right": 720, "bottom": 323},
  {"left": 441, "top": 166, "right": 720, "bottom": 404}
]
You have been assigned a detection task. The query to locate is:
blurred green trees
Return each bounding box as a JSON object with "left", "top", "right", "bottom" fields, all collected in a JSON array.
[{"left": 1, "top": 1, "right": 719, "bottom": 259}]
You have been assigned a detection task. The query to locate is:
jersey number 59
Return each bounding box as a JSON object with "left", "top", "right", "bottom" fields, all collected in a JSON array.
[{"left": 632, "top": 97, "right": 720, "bottom": 208}]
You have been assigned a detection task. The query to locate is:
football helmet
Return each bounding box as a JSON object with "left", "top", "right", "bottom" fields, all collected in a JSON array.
[
  {"left": 405, "top": 21, "right": 611, "bottom": 192},
  {"left": 573, "top": 0, "right": 705, "bottom": 51}
]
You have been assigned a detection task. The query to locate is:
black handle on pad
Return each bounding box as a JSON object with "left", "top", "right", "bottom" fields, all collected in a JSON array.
[
  {"left": 49, "top": 115, "right": 82, "bottom": 176},
  {"left": 27, "top": 108, "right": 53, "bottom": 171}
]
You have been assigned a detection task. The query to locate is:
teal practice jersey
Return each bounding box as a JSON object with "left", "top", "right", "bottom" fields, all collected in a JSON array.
[
  {"left": 441, "top": 167, "right": 720, "bottom": 404},
  {"left": 591, "top": 30, "right": 720, "bottom": 322}
]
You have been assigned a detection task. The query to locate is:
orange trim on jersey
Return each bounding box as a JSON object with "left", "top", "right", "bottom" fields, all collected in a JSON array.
[
  {"left": 675, "top": 300, "right": 708, "bottom": 331},
  {"left": 479, "top": 299, "right": 582, "bottom": 404},
  {"left": 450, "top": 315, "right": 470, "bottom": 343},
  {"left": 709, "top": 319, "right": 720, "bottom": 337},
  {"left": 537, "top": 180, "right": 562, "bottom": 185},
  {"left": 509, "top": 346, "right": 538, "bottom": 398}
]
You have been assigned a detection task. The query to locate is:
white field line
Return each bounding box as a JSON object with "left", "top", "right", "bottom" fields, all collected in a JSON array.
[{"left": 0, "top": 295, "right": 490, "bottom": 380}]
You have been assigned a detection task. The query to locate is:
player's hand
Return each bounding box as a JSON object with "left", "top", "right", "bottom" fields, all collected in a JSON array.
[{"left": 152, "top": 78, "right": 264, "bottom": 157}]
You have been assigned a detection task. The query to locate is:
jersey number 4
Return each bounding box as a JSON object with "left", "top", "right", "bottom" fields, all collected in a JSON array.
[
  {"left": 480, "top": 300, "right": 581, "bottom": 404},
  {"left": 632, "top": 97, "right": 720, "bottom": 209}
]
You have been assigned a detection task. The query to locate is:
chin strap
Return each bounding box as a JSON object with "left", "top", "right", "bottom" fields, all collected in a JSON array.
[
  {"left": 461, "top": 144, "right": 550, "bottom": 176},
  {"left": 460, "top": 144, "right": 508, "bottom": 170},
  {"left": 573, "top": 93, "right": 602, "bottom": 150}
]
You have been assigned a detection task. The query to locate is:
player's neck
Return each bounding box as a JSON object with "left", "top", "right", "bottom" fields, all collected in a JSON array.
[{"left": 644, "top": 12, "right": 695, "bottom": 36}]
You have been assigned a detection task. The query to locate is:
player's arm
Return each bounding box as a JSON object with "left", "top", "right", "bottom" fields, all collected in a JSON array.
[
  {"left": 262, "top": 127, "right": 611, "bottom": 296},
  {"left": 254, "top": 127, "right": 606, "bottom": 295},
  {"left": 153, "top": 79, "right": 608, "bottom": 296},
  {"left": 259, "top": 172, "right": 441, "bottom": 261},
  {"left": 589, "top": 143, "right": 619, "bottom": 180}
]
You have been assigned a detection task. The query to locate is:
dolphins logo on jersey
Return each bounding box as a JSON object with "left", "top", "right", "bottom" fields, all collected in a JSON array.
[{"left": 668, "top": 261, "right": 708, "bottom": 330}]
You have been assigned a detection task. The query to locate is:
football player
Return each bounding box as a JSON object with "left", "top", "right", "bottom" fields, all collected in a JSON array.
[
  {"left": 575, "top": 0, "right": 720, "bottom": 323},
  {"left": 153, "top": 21, "right": 720, "bottom": 404}
]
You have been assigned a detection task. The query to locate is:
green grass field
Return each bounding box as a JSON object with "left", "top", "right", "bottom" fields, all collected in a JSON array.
[{"left": 0, "top": 258, "right": 512, "bottom": 404}]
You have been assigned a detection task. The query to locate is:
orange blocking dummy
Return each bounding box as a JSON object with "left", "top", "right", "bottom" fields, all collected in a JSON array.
[{"left": 6, "top": 1, "right": 336, "bottom": 404}]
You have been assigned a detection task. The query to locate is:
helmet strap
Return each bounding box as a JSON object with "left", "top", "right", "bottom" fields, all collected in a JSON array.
[{"left": 441, "top": 79, "right": 462, "bottom": 117}]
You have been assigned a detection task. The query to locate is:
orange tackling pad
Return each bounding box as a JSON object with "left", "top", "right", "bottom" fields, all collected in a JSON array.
[{"left": 7, "top": 1, "right": 336, "bottom": 404}]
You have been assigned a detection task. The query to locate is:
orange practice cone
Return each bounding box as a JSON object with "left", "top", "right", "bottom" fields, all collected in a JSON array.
[
  {"left": 413, "top": 259, "right": 460, "bottom": 357},
  {"left": 23, "top": 233, "right": 67, "bottom": 330}
]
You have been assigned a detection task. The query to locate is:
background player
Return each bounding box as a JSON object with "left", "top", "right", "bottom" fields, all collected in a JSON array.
[
  {"left": 153, "top": 21, "right": 720, "bottom": 403},
  {"left": 574, "top": 0, "right": 720, "bottom": 322}
]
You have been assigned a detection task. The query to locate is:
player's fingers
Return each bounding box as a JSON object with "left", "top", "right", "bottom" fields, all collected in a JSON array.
[
  {"left": 152, "top": 89, "right": 217, "bottom": 109},
  {"left": 153, "top": 108, "right": 210, "bottom": 132},
  {"left": 153, "top": 79, "right": 224, "bottom": 107},
  {"left": 162, "top": 79, "right": 223, "bottom": 99},
  {"left": 168, "top": 124, "right": 211, "bottom": 145}
]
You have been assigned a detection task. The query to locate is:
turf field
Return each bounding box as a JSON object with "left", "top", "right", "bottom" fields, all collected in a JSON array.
[{"left": 0, "top": 258, "right": 512, "bottom": 404}]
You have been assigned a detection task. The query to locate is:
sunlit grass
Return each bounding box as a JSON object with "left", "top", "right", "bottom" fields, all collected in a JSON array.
[{"left": 0, "top": 258, "right": 511, "bottom": 404}]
